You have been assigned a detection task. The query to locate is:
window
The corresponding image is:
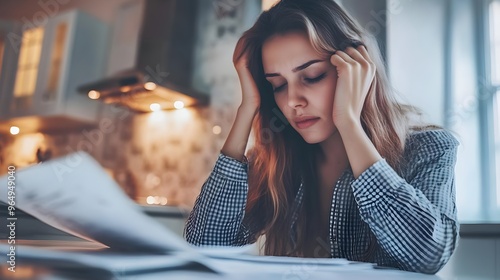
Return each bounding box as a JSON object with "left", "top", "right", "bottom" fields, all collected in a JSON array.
[
  {"left": 450, "top": 0, "right": 499, "bottom": 222},
  {"left": 45, "top": 23, "right": 67, "bottom": 101},
  {"left": 262, "top": 0, "right": 279, "bottom": 10},
  {"left": 490, "top": 1, "right": 500, "bottom": 213},
  {"left": 490, "top": 1, "right": 500, "bottom": 84},
  {"left": 13, "top": 27, "right": 44, "bottom": 98},
  {"left": 495, "top": 92, "right": 500, "bottom": 208}
]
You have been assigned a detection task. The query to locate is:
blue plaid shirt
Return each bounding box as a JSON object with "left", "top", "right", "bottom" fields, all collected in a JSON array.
[{"left": 185, "top": 129, "right": 460, "bottom": 274}]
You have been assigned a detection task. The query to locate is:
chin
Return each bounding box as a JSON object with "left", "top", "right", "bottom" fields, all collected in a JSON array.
[
  {"left": 297, "top": 127, "right": 338, "bottom": 144},
  {"left": 298, "top": 133, "right": 329, "bottom": 144}
]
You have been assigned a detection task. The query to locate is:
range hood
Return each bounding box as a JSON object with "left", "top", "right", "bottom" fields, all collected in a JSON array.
[{"left": 78, "top": 0, "right": 209, "bottom": 112}]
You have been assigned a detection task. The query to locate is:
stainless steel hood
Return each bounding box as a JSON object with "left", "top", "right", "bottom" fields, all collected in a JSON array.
[{"left": 78, "top": 0, "right": 209, "bottom": 112}]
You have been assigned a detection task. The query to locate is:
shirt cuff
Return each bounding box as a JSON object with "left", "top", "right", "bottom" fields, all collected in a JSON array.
[{"left": 212, "top": 152, "right": 249, "bottom": 182}]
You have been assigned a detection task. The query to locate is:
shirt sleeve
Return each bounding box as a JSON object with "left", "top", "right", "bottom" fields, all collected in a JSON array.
[
  {"left": 351, "top": 129, "right": 460, "bottom": 274},
  {"left": 184, "top": 152, "right": 252, "bottom": 246}
]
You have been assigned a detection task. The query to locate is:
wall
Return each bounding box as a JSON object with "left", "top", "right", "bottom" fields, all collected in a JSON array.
[
  {"left": 340, "top": 0, "right": 387, "bottom": 62},
  {"left": 0, "top": 0, "right": 261, "bottom": 208},
  {"left": 386, "top": 0, "right": 447, "bottom": 126},
  {"left": 386, "top": 0, "right": 484, "bottom": 222},
  {"left": 447, "top": 0, "right": 483, "bottom": 222}
]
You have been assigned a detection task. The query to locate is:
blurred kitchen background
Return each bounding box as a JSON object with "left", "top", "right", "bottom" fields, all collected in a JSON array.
[{"left": 0, "top": 0, "right": 499, "bottom": 277}]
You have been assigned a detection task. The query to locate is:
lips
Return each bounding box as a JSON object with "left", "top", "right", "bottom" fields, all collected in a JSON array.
[{"left": 294, "top": 116, "right": 320, "bottom": 129}]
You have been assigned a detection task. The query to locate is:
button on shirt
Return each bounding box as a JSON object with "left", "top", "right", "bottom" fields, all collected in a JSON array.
[{"left": 185, "top": 129, "right": 460, "bottom": 274}]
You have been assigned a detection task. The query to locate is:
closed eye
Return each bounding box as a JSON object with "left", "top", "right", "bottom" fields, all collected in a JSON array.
[
  {"left": 273, "top": 83, "right": 287, "bottom": 93},
  {"left": 304, "top": 73, "right": 326, "bottom": 84},
  {"left": 271, "top": 72, "right": 326, "bottom": 93}
]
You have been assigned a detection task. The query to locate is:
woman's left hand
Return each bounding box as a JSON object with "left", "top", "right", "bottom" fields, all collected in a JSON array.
[{"left": 329, "top": 45, "right": 376, "bottom": 130}]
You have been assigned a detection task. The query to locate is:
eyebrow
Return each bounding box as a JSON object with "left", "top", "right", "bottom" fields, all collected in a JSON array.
[{"left": 265, "top": 59, "right": 324, "bottom": 77}]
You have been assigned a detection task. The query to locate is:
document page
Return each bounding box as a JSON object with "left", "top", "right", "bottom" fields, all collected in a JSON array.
[
  {"left": 0, "top": 244, "right": 215, "bottom": 276},
  {"left": 0, "top": 151, "right": 191, "bottom": 254}
]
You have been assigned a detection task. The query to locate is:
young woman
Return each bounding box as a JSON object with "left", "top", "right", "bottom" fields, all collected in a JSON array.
[{"left": 185, "top": 0, "right": 459, "bottom": 274}]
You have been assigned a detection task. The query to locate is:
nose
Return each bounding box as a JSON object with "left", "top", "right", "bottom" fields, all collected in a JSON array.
[{"left": 287, "top": 84, "right": 307, "bottom": 109}]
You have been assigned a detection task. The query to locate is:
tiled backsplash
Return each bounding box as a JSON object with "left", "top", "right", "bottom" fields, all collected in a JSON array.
[
  {"left": 0, "top": 0, "right": 261, "bottom": 209},
  {"left": 0, "top": 101, "right": 238, "bottom": 209}
]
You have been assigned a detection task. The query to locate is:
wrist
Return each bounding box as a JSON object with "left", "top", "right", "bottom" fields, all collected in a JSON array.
[
  {"left": 336, "top": 117, "right": 362, "bottom": 133},
  {"left": 238, "top": 104, "right": 259, "bottom": 117}
]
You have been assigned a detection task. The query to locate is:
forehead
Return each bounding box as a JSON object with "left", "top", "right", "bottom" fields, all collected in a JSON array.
[{"left": 262, "top": 31, "right": 322, "bottom": 73}]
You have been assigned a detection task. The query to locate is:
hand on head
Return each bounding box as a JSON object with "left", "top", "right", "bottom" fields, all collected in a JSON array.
[
  {"left": 233, "top": 36, "right": 261, "bottom": 112},
  {"left": 329, "top": 44, "right": 376, "bottom": 129}
]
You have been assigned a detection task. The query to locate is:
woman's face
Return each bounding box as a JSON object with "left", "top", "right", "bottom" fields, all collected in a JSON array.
[{"left": 262, "top": 31, "right": 339, "bottom": 144}]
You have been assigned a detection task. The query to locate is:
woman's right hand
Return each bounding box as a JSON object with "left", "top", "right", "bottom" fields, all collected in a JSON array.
[
  {"left": 221, "top": 37, "right": 261, "bottom": 162},
  {"left": 233, "top": 36, "right": 261, "bottom": 114}
]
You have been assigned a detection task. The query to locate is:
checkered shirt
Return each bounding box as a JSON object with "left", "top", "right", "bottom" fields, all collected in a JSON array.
[{"left": 184, "top": 129, "right": 460, "bottom": 274}]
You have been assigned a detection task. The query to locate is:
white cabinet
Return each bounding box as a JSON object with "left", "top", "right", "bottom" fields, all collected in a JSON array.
[
  {"left": 0, "top": 10, "right": 109, "bottom": 134},
  {"left": 0, "top": 20, "right": 22, "bottom": 120}
]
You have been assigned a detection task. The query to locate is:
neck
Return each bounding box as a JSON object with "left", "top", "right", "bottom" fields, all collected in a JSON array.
[{"left": 318, "top": 129, "right": 349, "bottom": 171}]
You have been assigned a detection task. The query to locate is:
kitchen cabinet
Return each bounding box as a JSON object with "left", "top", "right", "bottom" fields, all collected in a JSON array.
[
  {"left": 0, "top": 20, "right": 21, "bottom": 120},
  {"left": 0, "top": 10, "right": 109, "bottom": 134}
]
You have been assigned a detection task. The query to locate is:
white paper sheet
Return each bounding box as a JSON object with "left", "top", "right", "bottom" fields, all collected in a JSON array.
[
  {"left": 0, "top": 244, "right": 215, "bottom": 276},
  {"left": 2, "top": 244, "right": 418, "bottom": 280},
  {"left": 0, "top": 151, "right": 192, "bottom": 254}
]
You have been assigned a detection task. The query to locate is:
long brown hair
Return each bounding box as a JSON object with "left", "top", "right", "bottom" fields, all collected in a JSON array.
[{"left": 238, "top": 0, "right": 428, "bottom": 259}]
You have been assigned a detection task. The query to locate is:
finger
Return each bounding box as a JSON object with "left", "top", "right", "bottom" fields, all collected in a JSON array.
[
  {"left": 233, "top": 37, "right": 248, "bottom": 63},
  {"left": 329, "top": 52, "right": 351, "bottom": 70},
  {"left": 356, "top": 45, "right": 374, "bottom": 64},
  {"left": 332, "top": 50, "right": 356, "bottom": 65},
  {"left": 344, "top": 47, "right": 367, "bottom": 66}
]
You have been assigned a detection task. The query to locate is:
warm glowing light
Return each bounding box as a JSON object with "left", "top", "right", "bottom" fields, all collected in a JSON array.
[
  {"left": 170, "top": 107, "right": 192, "bottom": 122},
  {"left": 10, "top": 126, "right": 20, "bottom": 135},
  {"left": 146, "top": 196, "right": 155, "bottom": 205},
  {"left": 173, "top": 101, "right": 184, "bottom": 109},
  {"left": 262, "top": 0, "right": 280, "bottom": 10},
  {"left": 120, "top": 86, "right": 131, "bottom": 92},
  {"left": 15, "top": 134, "right": 45, "bottom": 161},
  {"left": 152, "top": 176, "right": 160, "bottom": 186},
  {"left": 160, "top": 197, "right": 168, "bottom": 205},
  {"left": 144, "top": 82, "right": 157, "bottom": 91},
  {"left": 88, "top": 90, "right": 100, "bottom": 99},
  {"left": 150, "top": 103, "right": 161, "bottom": 112},
  {"left": 145, "top": 196, "right": 168, "bottom": 205},
  {"left": 212, "top": 125, "right": 222, "bottom": 135}
]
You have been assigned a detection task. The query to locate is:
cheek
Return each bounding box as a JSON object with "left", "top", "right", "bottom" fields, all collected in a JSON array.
[
  {"left": 273, "top": 93, "right": 285, "bottom": 110},
  {"left": 317, "top": 75, "right": 337, "bottom": 107},
  {"left": 275, "top": 96, "right": 292, "bottom": 117},
  {"left": 328, "top": 70, "right": 338, "bottom": 95},
  {"left": 273, "top": 95, "right": 296, "bottom": 125}
]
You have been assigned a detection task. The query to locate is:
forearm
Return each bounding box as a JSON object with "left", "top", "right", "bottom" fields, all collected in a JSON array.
[
  {"left": 374, "top": 205, "right": 457, "bottom": 273},
  {"left": 353, "top": 167, "right": 459, "bottom": 273},
  {"left": 337, "top": 119, "right": 382, "bottom": 178},
  {"left": 349, "top": 134, "right": 460, "bottom": 273},
  {"left": 221, "top": 105, "right": 257, "bottom": 162}
]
